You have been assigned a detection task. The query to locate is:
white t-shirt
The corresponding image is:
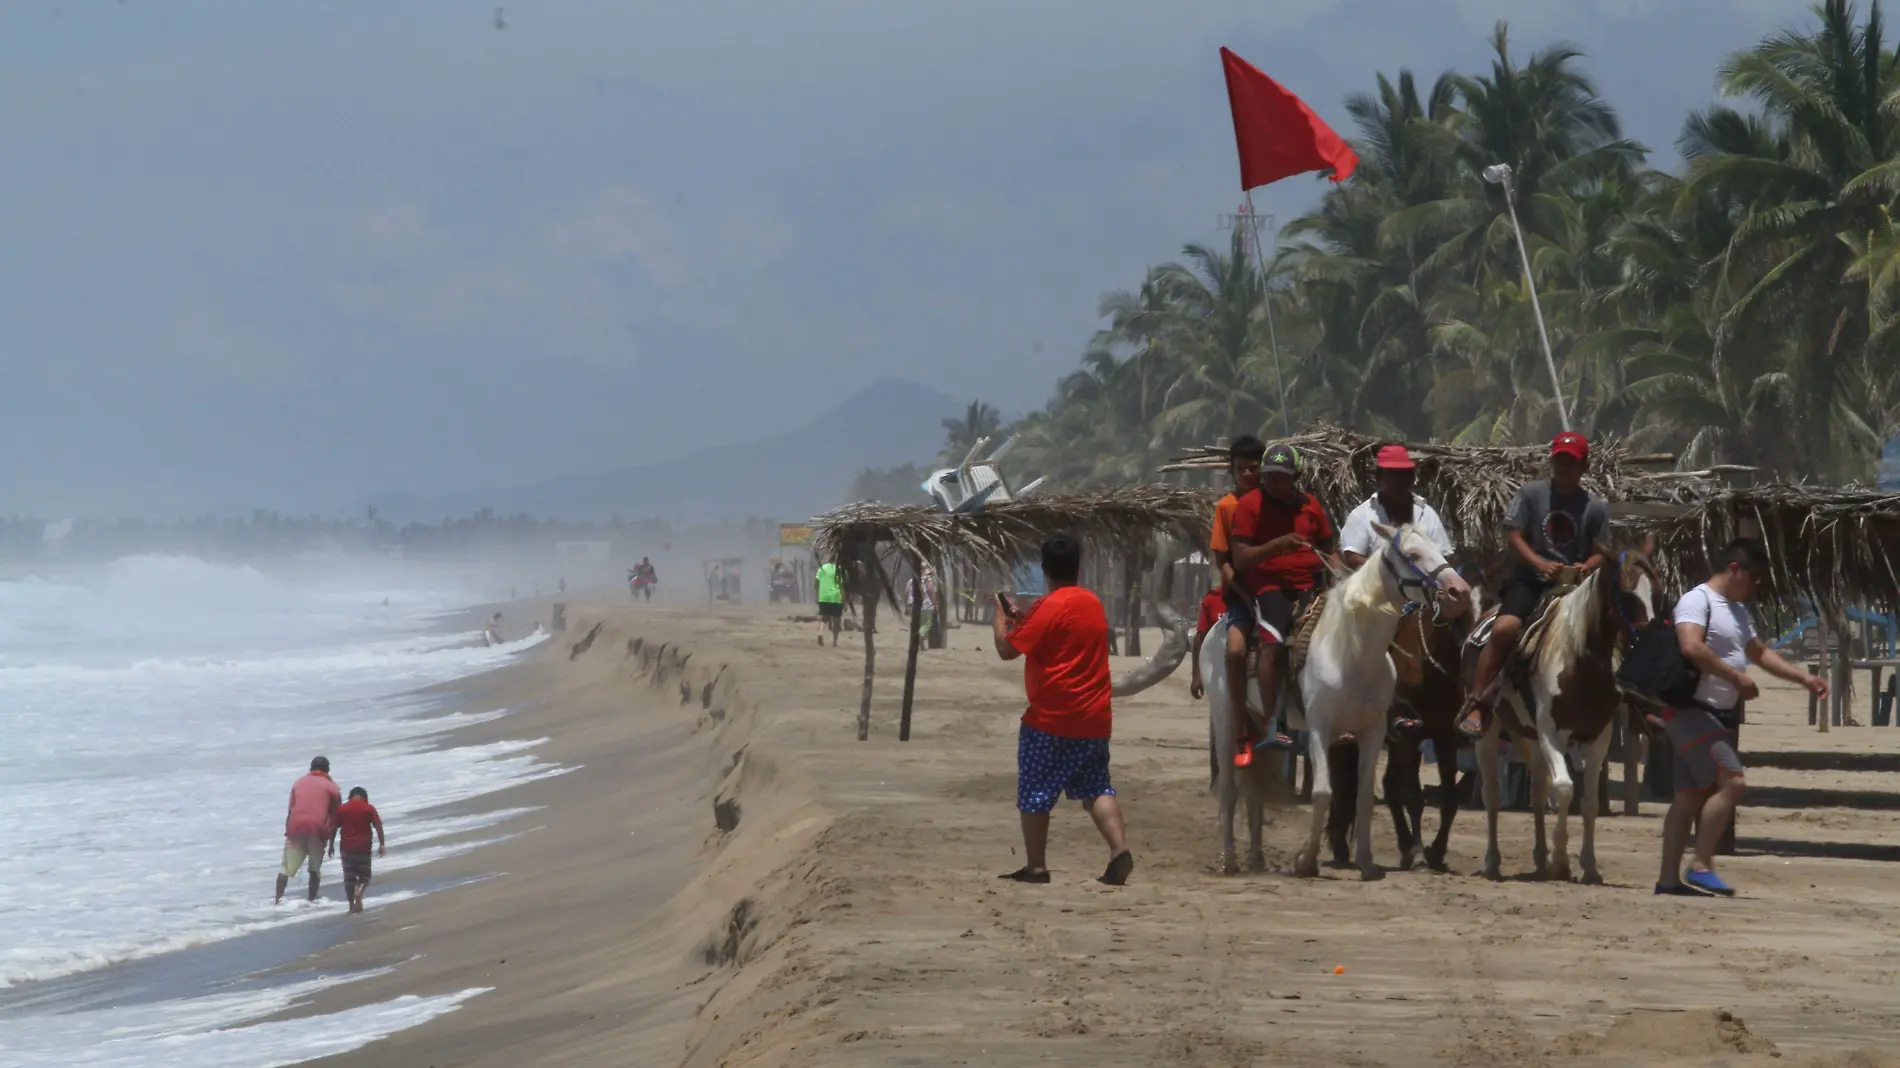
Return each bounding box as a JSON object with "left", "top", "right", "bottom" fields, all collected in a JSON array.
[
  {"left": 1673, "top": 583, "right": 1757, "bottom": 710},
  {"left": 1338, "top": 495, "right": 1454, "bottom": 560}
]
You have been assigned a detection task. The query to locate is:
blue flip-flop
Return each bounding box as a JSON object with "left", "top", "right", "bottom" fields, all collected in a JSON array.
[{"left": 1683, "top": 868, "right": 1735, "bottom": 897}]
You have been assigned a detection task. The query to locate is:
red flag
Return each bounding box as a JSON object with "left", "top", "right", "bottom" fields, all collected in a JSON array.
[{"left": 1219, "top": 48, "right": 1357, "bottom": 189}]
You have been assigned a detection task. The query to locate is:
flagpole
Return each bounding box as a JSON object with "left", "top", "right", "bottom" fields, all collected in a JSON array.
[{"left": 1243, "top": 191, "right": 1292, "bottom": 437}]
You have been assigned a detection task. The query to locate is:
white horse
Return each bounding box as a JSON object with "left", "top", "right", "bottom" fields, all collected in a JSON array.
[{"left": 1203, "top": 524, "right": 1469, "bottom": 880}]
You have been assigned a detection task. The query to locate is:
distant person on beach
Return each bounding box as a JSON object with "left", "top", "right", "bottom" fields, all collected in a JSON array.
[
  {"left": 331, "top": 787, "right": 387, "bottom": 914},
  {"left": 992, "top": 536, "right": 1133, "bottom": 886},
  {"left": 484, "top": 612, "right": 504, "bottom": 646},
  {"left": 815, "top": 559, "right": 845, "bottom": 646},
  {"left": 907, "top": 564, "right": 938, "bottom": 644},
  {"left": 1657, "top": 539, "right": 1826, "bottom": 897},
  {"left": 277, "top": 756, "right": 342, "bottom": 904}
]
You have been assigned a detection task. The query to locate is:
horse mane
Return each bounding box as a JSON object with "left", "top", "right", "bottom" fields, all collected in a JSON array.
[{"left": 1536, "top": 565, "right": 1615, "bottom": 672}]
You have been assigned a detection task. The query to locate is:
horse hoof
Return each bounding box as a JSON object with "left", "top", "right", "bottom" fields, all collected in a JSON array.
[
  {"left": 1247, "top": 852, "right": 1267, "bottom": 873},
  {"left": 1217, "top": 853, "right": 1239, "bottom": 876},
  {"left": 1294, "top": 856, "right": 1320, "bottom": 879},
  {"left": 1581, "top": 870, "right": 1603, "bottom": 886},
  {"left": 1360, "top": 867, "right": 1384, "bottom": 883},
  {"left": 1423, "top": 849, "right": 1447, "bottom": 873}
]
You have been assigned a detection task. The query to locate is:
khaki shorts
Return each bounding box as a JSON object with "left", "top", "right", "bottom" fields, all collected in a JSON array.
[{"left": 282, "top": 834, "right": 329, "bottom": 878}]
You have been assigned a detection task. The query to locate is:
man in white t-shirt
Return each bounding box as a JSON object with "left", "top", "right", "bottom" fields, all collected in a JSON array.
[
  {"left": 1660, "top": 539, "right": 1826, "bottom": 897},
  {"left": 1338, "top": 444, "right": 1457, "bottom": 567},
  {"left": 1340, "top": 444, "right": 1466, "bottom": 731}
]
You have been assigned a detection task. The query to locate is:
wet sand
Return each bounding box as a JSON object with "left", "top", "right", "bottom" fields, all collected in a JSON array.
[{"left": 287, "top": 600, "right": 1900, "bottom": 1066}]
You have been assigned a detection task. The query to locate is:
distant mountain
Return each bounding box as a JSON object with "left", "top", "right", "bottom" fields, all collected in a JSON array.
[{"left": 363, "top": 379, "right": 960, "bottom": 523}]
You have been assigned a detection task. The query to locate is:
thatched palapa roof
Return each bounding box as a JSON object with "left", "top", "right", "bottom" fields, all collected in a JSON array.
[
  {"left": 1648, "top": 484, "right": 1900, "bottom": 618},
  {"left": 1162, "top": 425, "right": 1747, "bottom": 554},
  {"left": 811, "top": 486, "right": 1214, "bottom": 572}
]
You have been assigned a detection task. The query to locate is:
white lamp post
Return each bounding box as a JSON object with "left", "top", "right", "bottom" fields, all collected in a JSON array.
[{"left": 1482, "top": 163, "right": 1571, "bottom": 432}]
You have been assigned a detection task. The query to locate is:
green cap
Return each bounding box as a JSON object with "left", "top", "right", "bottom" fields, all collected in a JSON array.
[{"left": 1262, "top": 442, "right": 1300, "bottom": 476}]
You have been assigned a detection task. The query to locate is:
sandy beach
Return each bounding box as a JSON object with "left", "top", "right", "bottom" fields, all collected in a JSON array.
[{"left": 285, "top": 599, "right": 1900, "bottom": 1067}]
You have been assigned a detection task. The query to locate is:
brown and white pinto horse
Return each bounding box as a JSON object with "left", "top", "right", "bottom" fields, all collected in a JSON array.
[{"left": 1476, "top": 552, "right": 1653, "bottom": 882}]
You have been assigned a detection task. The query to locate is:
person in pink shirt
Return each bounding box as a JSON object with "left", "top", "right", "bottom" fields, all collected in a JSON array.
[{"left": 276, "top": 755, "right": 342, "bottom": 904}]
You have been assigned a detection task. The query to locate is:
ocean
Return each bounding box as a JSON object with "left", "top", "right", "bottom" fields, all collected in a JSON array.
[{"left": 0, "top": 554, "right": 559, "bottom": 1067}]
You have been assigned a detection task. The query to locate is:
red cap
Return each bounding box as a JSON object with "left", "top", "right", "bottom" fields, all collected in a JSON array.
[
  {"left": 1551, "top": 431, "right": 1590, "bottom": 460},
  {"left": 1374, "top": 444, "right": 1415, "bottom": 470}
]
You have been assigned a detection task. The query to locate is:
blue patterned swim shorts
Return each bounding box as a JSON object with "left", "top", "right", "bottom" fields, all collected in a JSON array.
[{"left": 1016, "top": 723, "right": 1115, "bottom": 814}]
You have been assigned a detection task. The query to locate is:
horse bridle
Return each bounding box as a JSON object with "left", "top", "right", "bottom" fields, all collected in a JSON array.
[{"left": 1382, "top": 529, "right": 1456, "bottom": 608}]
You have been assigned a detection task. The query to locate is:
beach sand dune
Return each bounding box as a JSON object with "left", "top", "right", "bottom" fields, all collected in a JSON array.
[{"left": 298, "top": 602, "right": 1900, "bottom": 1067}]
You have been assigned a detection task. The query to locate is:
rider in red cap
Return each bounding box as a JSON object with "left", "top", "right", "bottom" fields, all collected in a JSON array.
[
  {"left": 1338, "top": 443, "right": 1469, "bottom": 730},
  {"left": 1459, "top": 431, "right": 1610, "bottom": 738}
]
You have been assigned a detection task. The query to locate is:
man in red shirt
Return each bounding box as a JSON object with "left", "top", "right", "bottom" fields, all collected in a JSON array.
[
  {"left": 277, "top": 756, "right": 342, "bottom": 905},
  {"left": 330, "top": 787, "right": 387, "bottom": 914},
  {"left": 1227, "top": 442, "right": 1337, "bottom": 767},
  {"left": 992, "top": 536, "right": 1133, "bottom": 887}
]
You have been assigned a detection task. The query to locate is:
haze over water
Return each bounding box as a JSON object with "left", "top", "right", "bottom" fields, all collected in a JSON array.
[{"left": 0, "top": 554, "right": 556, "bottom": 1066}]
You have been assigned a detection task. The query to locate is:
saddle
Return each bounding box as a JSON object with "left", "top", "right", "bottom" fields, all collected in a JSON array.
[
  {"left": 1512, "top": 565, "right": 1582, "bottom": 669},
  {"left": 1463, "top": 565, "right": 1581, "bottom": 655},
  {"left": 1286, "top": 590, "right": 1331, "bottom": 682}
]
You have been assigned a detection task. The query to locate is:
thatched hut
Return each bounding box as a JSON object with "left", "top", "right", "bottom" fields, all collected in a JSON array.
[{"left": 811, "top": 486, "right": 1216, "bottom": 742}]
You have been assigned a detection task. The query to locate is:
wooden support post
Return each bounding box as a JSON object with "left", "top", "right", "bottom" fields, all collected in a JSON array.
[
  {"left": 1817, "top": 618, "right": 1831, "bottom": 733},
  {"left": 1622, "top": 703, "right": 1643, "bottom": 816},
  {"left": 856, "top": 551, "right": 881, "bottom": 742},
  {"left": 900, "top": 554, "right": 925, "bottom": 742},
  {"left": 928, "top": 554, "right": 946, "bottom": 650},
  {"left": 1123, "top": 549, "right": 1144, "bottom": 659}
]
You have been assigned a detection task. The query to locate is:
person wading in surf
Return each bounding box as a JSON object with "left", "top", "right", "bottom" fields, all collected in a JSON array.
[
  {"left": 330, "top": 786, "right": 386, "bottom": 914},
  {"left": 1227, "top": 442, "right": 1338, "bottom": 766},
  {"left": 277, "top": 756, "right": 341, "bottom": 904},
  {"left": 1338, "top": 444, "right": 1465, "bottom": 729},
  {"left": 1460, "top": 431, "right": 1610, "bottom": 739}
]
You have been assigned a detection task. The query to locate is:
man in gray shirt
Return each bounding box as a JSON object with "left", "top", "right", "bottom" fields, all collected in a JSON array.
[{"left": 1460, "top": 431, "right": 1611, "bottom": 738}]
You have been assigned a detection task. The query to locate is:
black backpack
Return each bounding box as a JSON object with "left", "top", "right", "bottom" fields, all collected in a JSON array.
[{"left": 1616, "top": 598, "right": 1710, "bottom": 709}]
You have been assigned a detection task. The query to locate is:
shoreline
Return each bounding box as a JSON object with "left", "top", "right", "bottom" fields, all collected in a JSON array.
[{"left": 114, "top": 597, "right": 1900, "bottom": 1066}]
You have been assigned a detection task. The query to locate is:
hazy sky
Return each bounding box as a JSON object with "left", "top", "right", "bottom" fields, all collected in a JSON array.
[{"left": 0, "top": 0, "right": 1801, "bottom": 516}]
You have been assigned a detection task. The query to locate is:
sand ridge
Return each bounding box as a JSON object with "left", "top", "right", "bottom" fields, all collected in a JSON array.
[{"left": 299, "top": 601, "right": 1900, "bottom": 1066}]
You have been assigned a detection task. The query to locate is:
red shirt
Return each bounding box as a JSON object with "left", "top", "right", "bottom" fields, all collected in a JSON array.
[
  {"left": 333, "top": 798, "right": 382, "bottom": 854},
  {"left": 1008, "top": 585, "right": 1113, "bottom": 739},
  {"left": 1196, "top": 590, "right": 1225, "bottom": 636},
  {"left": 1229, "top": 487, "right": 1333, "bottom": 593},
  {"left": 285, "top": 771, "right": 342, "bottom": 838}
]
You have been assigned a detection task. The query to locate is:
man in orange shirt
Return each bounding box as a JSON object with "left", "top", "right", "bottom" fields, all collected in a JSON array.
[{"left": 993, "top": 536, "right": 1133, "bottom": 887}]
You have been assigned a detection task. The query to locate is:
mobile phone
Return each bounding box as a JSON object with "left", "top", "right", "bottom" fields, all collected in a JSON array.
[{"left": 996, "top": 592, "right": 1018, "bottom": 619}]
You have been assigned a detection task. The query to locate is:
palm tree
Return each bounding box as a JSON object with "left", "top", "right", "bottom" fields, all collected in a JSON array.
[
  {"left": 1146, "top": 231, "right": 1283, "bottom": 444},
  {"left": 939, "top": 401, "right": 1003, "bottom": 463},
  {"left": 1688, "top": 0, "right": 1900, "bottom": 478}
]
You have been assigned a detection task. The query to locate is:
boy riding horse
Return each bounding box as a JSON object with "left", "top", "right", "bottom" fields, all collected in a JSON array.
[{"left": 1460, "top": 431, "right": 1610, "bottom": 739}]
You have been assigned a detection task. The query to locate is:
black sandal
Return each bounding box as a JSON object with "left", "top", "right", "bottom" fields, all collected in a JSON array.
[
  {"left": 1099, "top": 851, "right": 1134, "bottom": 886},
  {"left": 998, "top": 867, "right": 1050, "bottom": 884}
]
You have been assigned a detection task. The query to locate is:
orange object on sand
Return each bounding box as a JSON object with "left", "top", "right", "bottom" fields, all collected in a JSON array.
[{"left": 1333, "top": 965, "right": 1345, "bottom": 975}]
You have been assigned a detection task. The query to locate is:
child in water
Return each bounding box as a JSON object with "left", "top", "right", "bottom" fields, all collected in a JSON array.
[{"left": 330, "top": 787, "right": 386, "bottom": 914}]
